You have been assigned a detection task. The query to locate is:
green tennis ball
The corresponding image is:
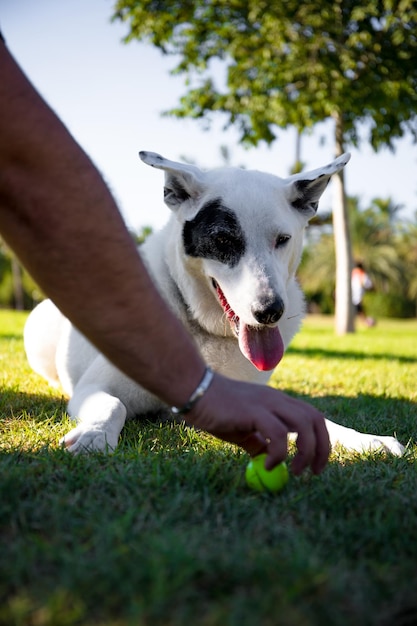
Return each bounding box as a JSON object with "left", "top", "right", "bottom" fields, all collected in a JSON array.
[{"left": 245, "top": 453, "right": 289, "bottom": 493}]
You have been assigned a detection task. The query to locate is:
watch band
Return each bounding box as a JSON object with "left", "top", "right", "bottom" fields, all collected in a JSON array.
[{"left": 171, "top": 367, "right": 214, "bottom": 415}]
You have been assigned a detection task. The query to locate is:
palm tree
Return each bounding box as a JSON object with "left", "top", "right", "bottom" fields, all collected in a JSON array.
[
  {"left": 395, "top": 217, "right": 417, "bottom": 315},
  {"left": 298, "top": 196, "right": 407, "bottom": 314},
  {"left": 349, "top": 197, "right": 404, "bottom": 294}
]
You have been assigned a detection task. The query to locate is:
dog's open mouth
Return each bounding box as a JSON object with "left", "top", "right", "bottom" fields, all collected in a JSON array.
[
  {"left": 213, "top": 279, "right": 240, "bottom": 331},
  {"left": 212, "top": 280, "right": 284, "bottom": 372}
]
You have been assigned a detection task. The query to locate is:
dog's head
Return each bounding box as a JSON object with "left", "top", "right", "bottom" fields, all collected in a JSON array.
[{"left": 140, "top": 150, "right": 350, "bottom": 371}]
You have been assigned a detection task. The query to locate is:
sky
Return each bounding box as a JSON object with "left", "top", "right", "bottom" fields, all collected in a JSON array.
[{"left": 2, "top": 0, "right": 417, "bottom": 232}]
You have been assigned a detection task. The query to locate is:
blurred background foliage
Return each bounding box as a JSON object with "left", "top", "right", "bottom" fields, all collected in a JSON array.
[
  {"left": 299, "top": 196, "right": 417, "bottom": 318},
  {"left": 1, "top": 199, "right": 416, "bottom": 317}
]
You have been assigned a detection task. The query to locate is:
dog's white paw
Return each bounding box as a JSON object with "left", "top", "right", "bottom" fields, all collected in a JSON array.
[
  {"left": 325, "top": 420, "right": 405, "bottom": 457},
  {"left": 364, "top": 435, "right": 405, "bottom": 457},
  {"left": 60, "top": 426, "right": 118, "bottom": 455},
  {"left": 336, "top": 433, "right": 405, "bottom": 457}
]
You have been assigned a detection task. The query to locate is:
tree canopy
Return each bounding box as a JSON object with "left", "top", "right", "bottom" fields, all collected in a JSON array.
[
  {"left": 112, "top": 0, "right": 417, "bottom": 333},
  {"left": 113, "top": 0, "right": 417, "bottom": 149}
]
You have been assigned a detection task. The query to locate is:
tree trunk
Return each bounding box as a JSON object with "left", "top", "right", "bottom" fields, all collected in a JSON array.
[
  {"left": 291, "top": 128, "right": 303, "bottom": 174},
  {"left": 332, "top": 113, "right": 355, "bottom": 334}
]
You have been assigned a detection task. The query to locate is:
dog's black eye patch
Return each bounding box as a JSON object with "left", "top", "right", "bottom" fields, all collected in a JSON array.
[{"left": 183, "top": 199, "right": 246, "bottom": 267}]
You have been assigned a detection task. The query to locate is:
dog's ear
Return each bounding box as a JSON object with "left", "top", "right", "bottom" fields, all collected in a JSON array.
[
  {"left": 139, "top": 151, "right": 206, "bottom": 210},
  {"left": 286, "top": 152, "right": 351, "bottom": 218}
]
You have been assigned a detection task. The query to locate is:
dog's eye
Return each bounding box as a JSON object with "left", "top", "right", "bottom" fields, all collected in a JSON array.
[
  {"left": 275, "top": 234, "right": 291, "bottom": 248},
  {"left": 214, "top": 234, "right": 232, "bottom": 249}
]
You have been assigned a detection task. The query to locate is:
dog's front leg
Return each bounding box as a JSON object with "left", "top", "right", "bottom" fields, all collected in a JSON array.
[
  {"left": 324, "top": 418, "right": 405, "bottom": 456},
  {"left": 60, "top": 384, "right": 127, "bottom": 454}
]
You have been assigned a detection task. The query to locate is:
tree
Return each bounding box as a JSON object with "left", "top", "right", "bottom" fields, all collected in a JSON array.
[
  {"left": 395, "top": 215, "right": 417, "bottom": 316},
  {"left": 349, "top": 196, "right": 404, "bottom": 292},
  {"left": 113, "top": 0, "right": 417, "bottom": 333},
  {"left": 298, "top": 196, "right": 417, "bottom": 317}
]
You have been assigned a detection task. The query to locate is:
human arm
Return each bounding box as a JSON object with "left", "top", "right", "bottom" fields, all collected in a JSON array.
[
  {"left": 0, "top": 39, "right": 204, "bottom": 410},
  {"left": 0, "top": 41, "right": 330, "bottom": 474}
]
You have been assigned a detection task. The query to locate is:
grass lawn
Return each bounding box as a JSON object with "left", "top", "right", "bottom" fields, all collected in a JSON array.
[{"left": 0, "top": 310, "right": 417, "bottom": 626}]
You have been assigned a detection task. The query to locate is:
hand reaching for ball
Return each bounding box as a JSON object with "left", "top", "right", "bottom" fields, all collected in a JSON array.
[{"left": 187, "top": 373, "right": 330, "bottom": 475}]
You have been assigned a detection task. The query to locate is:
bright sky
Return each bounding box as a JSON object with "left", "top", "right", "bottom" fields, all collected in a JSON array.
[{"left": 2, "top": 0, "right": 417, "bottom": 231}]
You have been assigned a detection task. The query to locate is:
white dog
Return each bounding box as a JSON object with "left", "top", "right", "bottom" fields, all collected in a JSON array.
[{"left": 24, "top": 151, "right": 404, "bottom": 457}]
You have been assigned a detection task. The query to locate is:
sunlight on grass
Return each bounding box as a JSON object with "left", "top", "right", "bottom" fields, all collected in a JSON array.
[
  {"left": 1, "top": 310, "right": 417, "bottom": 626},
  {"left": 273, "top": 316, "right": 416, "bottom": 400},
  {"left": 1, "top": 311, "right": 416, "bottom": 459}
]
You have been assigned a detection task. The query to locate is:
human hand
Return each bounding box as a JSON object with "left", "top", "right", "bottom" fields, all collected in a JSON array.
[{"left": 187, "top": 373, "right": 330, "bottom": 476}]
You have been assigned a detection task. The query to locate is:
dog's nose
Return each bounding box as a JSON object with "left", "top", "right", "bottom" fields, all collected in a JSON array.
[{"left": 251, "top": 297, "right": 284, "bottom": 325}]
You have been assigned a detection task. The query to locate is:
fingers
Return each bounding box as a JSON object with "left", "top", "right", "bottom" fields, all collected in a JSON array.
[
  {"left": 298, "top": 409, "right": 330, "bottom": 475},
  {"left": 230, "top": 431, "right": 268, "bottom": 458},
  {"left": 311, "top": 414, "right": 331, "bottom": 474},
  {"left": 251, "top": 391, "right": 330, "bottom": 475},
  {"left": 211, "top": 399, "right": 291, "bottom": 468},
  {"left": 256, "top": 414, "right": 291, "bottom": 470},
  {"left": 189, "top": 374, "right": 330, "bottom": 476},
  {"left": 268, "top": 392, "right": 330, "bottom": 475}
]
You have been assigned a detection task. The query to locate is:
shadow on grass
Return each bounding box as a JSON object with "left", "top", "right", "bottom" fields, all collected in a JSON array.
[
  {"left": 0, "top": 333, "right": 27, "bottom": 341},
  {"left": 286, "top": 345, "right": 417, "bottom": 364},
  {"left": 0, "top": 372, "right": 416, "bottom": 626},
  {"left": 1, "top": 386, "right": 415, "bottom": 455},
  {"left": 0, "top": 390, "right": 67, "bottom": 423},
  {"left": 288, "top": 390, "right": 415, "bottom": 446},
  {"left": 0, "top": 404, "right": 417, "bottom": 626}
]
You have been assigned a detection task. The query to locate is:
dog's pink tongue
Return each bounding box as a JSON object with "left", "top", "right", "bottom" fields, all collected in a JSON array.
[{"left": 239, "top": 324, "right": 285, "bottom": 371}]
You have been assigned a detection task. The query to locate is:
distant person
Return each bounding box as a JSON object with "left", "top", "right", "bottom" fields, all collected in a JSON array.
[
  {"left": 351, "top": 262, "right": 375, "bottom": 327},
  {"left": 0, "top": 34, "right": 330, "bottom": 475}
]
